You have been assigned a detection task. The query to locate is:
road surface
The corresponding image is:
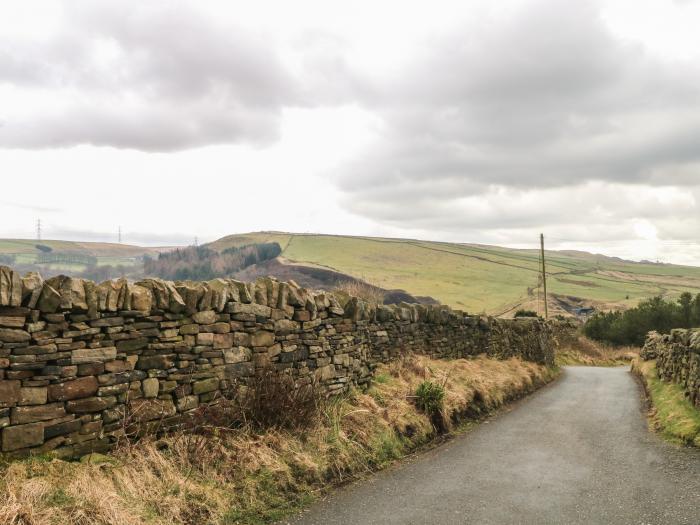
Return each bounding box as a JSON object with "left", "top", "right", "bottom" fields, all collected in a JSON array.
[{"left": 285, "top": 367, "right": 700, "bottom": 525}]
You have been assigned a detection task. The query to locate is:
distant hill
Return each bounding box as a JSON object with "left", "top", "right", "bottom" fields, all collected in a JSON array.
[
  {"left": 3, "top": 232, "right": 700, "bottom": 316},
  {"left": 208, "top": 232, "right": 700, "bottom": 316},
  {"left": 0, "top": 238, "right": 169, "bottom": 280}
]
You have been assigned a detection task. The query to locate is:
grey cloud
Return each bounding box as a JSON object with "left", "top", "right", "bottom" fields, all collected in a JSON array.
[
  {"left": 332, "top": 0, "right": 700, "bottom": 230},
  {"left": 0, "top": 1, "right": 298, "bottom": 151},
  {"left": 2, "top": 100, "right": 279, "bottom": 151}
]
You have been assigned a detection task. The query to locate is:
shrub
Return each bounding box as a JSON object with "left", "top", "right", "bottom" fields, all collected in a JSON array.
[
  {"left": 514, "top": 309, "right": 539, "bottom": 318},
  {"left": 235, "top": 368, "right": 323, "bottom": 430},
  {"left": 414, "top": 381, "right": 445, "bottom": 416},
  {"left": 333, "top": 279, "right": 385, "bottom": 304}
]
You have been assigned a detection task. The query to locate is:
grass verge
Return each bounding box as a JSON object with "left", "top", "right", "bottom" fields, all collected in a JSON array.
[
  {"left": 631, "top": 357, "right": 700, "bottom": 447},
  {"left": 555, "top": 336, "right": 638, "bottom": 367},
  {"left": 0, "top": 355, "right": 558, "bottom": 525}
]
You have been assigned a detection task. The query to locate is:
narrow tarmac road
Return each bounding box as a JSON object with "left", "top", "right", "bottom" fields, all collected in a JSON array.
[{"left": 286, "top": 367, "right": 700, "bottom": 525}]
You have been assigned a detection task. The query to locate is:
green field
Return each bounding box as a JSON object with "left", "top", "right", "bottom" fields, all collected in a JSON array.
[
  {"left": 209, "top": 232, "right": 700, "bottom": 315},
  {"left": 0, "top": 239, "right": 164, "bottom": 274}
]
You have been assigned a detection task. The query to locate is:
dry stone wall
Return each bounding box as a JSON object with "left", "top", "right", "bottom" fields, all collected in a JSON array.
[
  {"left": 0, "top": 265, "right": 558, "bottom": 458},
  {"left": 642, "top": 329, "right": 700, "bottom": 407}
]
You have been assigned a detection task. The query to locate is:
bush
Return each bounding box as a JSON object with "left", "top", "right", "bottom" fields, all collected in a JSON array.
[
  {"left": 333, "top": 279, "right": 385, "bottom": 304},
  {"left": 514, "top": 309, "right": 539, "bottom": 318},
  {"left": 414, "top": 381, "right": 445, "bottom": 415},
  {"left": 235, "top": 368, "right": 323, "bottom": 430}
]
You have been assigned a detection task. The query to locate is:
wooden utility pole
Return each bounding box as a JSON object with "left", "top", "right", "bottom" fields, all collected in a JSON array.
[{"left": 540, "top": 233, "right": 548, "bottom": 320}]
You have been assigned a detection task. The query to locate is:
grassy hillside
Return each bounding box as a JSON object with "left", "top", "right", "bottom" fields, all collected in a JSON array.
[
  {"left": 0, "top": 239, "right": 165, "bottom": 275},
  {"left": 209, "top": 232, "right": 700, "bottom": 315}
]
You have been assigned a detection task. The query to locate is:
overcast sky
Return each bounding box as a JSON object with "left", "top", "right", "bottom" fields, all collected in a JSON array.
[{"left": 1, "top": 0, "right": 700, "bottom": 264}]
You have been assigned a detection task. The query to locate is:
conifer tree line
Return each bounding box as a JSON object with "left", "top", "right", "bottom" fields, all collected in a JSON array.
[
  {"left": 584, "top": 292, "right": 700, "bottom": 346},
  {"left": 143, "top": 242, "right": 282, "bottom": 281}
]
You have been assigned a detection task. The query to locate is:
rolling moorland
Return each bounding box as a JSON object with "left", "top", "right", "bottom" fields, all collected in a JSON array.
[
  {"left": 3, "top": 232, "right": 700, "bottom": 316},
  {"left": 208, "top": 232, "right": 700, "bottom": 315}
]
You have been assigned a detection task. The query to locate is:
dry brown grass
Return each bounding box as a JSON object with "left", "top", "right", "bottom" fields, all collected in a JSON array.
[
  {"left": 556, "top": 336, "right": 638, "bottom": 367},
  {"left": 333, "top": 279, "right": 385, "bottom": 305},
  {"left": 0, "top": 355, "right": 557, "bottom": 525}
]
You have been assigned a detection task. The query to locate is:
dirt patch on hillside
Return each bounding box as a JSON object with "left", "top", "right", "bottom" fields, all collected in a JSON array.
[
  {"left": 554, "top": 277, "right": 601, "bottom": 288},
  {"left": 234, "top": 258, "right": 438, "bottom": 305}
]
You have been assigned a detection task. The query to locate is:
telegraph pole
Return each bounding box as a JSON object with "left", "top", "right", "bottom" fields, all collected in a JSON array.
[
  {"left": 118, "top": 226, "right": 122, "bottom": 244},
  {"left": 36, "top": 219, "right": 42, "bottom": 241},
  {"left": 540, "top": 233, "right": 548, "bottom": 320}
]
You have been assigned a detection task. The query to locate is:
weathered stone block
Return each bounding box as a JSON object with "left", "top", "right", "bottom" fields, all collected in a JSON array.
[
  {"left": 78, "top": 362, "right": 105, "bottom": 376},
  {"left": 233, "top": 331, "right": 251, "bottom": 346},
  {"left": 227, "top": 302, "right": 271, "bottom": 318},
  {"left": 274, "top": 319, "right": 299, "bottom": 333},
  {"left": 0, "top": 316, "right": 25, "bottom": 328},
  {"left": 116, "top": 338, "right": 149, "bottom": 352},
  {"left": 44, "top": 419, "right": 82, "bottom": 439},
  {"left": 142, "top": 378, "right": 159, "bottom": 398},
  {"left": 71, "top": 347, "right": 117, "bottom": 364},
  {"left": 13, "top": 343, "right": 57, "bottom": 356},
  {"left": 179, "top": 324, "right": 199, "bottom": 335},
  {"left": 203, "top": 322, "right": 231, "bottom": 334},
  {"left": 90, "top": 316, "right": 125, "bottom": 328},
  {"left": 97, "top": 383, "right": 129, "bottom": 396},
  {"left": 192, "top": 310, "right": 217, "bottom": 324},
  {"left": 192, "top": 377, "right": 219, "bottom": 395},
  {"left": 223, "top": 346, "right": 251, "bottom": 364},
  {"left": 66, "top": 396, "right": 117, "bottom": 414},
  {"left": 105, "top": 359, "right": 134, "bottom": 373},
  {"left": 0, "top": 328, "right": 30, "bottom": 343},
  {"left": 293, "top": 310, "right": 311, "bottom": 322},
  {"left": 136, "top": 355, "right": 174, "bottom": 370},
  {"left": 130, "top": 285, "right": 153, "bottom": 311},
  {"left": 213, "top": 333, "right": 233, "bottom": 349},
  {"left": 225, "top": 362, "right": 255, "bottom": 378},
  {"left": 11, "top": 403, "right": 66, "bottom": 424},
  {"left": 21, "top": 272, "right": 43, "bottom": 309},
  {"left": 2, "top": 421, "right": 44, "bottom": 451},
  {"left": 37, "top": 284, "right": 62, "bottom": 313},
  {"left": 315, "top": 365, "right": 335, "bottom": 381},
  {"left": 196, "top": 332, "right": 214, "bottom": 346},
  {"left": 252, "top": 331, "right": 275, "bottom": 347},
  {"left": 0, "top": 380, "right": 21, "bottom": 407},
  {"left": 19, "top": 387, "right": 47, "bottom": 406}
]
